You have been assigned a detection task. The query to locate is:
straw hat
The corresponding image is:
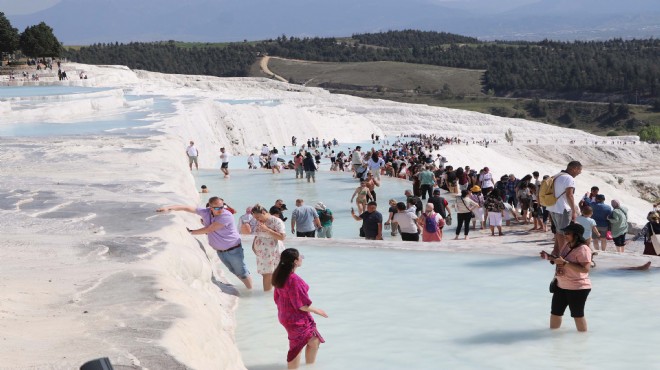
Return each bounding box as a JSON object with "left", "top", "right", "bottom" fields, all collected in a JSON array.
[{"left": 471, "top": 185, "right": 482, "bottom": 192}]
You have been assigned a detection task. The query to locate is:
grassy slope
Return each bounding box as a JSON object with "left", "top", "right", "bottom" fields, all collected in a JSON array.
[
  {"left": 264, "top": 58, "right": 484, "bottom": 95},
  {"left": 257, "top": 57, "right": 658, "bottom": 137}
]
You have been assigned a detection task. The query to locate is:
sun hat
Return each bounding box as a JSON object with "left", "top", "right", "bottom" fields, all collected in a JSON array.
[
  {"left": 561, "top": 223, "right": 586, "bottom": 243},
  {"left": 471, "top": 185, "right": 482, "bottom": 192},
  {"left": 315, "top": 202, "right": 326, "bottom": 211}
]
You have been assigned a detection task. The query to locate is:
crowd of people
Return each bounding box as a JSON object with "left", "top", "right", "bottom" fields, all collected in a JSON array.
[{"left": 171, "top": 134, "right": 658, "bottom": 368}]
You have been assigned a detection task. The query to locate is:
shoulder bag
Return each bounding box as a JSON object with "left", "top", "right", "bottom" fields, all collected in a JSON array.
[{"left": 549, "top": 246, "right": 579, "bottom": 293}]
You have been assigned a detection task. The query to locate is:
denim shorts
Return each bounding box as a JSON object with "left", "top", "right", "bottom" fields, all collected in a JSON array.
[{"left": 216, "top": 244, "right": 250, "bottom": 279}]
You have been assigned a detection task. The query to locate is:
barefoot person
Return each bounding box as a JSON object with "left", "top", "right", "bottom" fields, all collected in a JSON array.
[
  {"left": 186, "top": 141, "right": 199, "bottom": 171},
  {"left": 251, "top": 204, "right": 286, "bottom": 291},
  {"left": 540, "top": 223, "right": 592, "bottom": 332},
  {"left": 156, "top": 197, "right": 253, "bottom": 289},
  {"left": 219, "top": 147, "right": 230, "bottom": 177},
  {"left": 273, "top": 248, "right": 327, "bottom": 369}
]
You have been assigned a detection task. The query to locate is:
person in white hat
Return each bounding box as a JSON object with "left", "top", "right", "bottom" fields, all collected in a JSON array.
[{"left": 315, "top": 202, "right": 334, "bottom": 238}]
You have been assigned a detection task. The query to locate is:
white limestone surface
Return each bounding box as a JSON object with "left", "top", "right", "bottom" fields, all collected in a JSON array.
[{"left": 0, "top": 62, "right": 657, "bottom": 369}]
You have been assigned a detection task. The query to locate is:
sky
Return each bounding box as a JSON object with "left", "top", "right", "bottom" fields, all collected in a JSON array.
[{"left": 0, "top": 0, "right": 60, "bottom": 15}]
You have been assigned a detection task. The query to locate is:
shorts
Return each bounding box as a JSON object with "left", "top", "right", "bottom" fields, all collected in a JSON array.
[
  {"left": 216, "top": 244, "right": 250, "bottom": 279},
  {"left": 596, "top": 226, "right": 608, "bottom": 238},
  {"left": 400, "top": 232, "right": 419, "bottom": 242},
  {"left": 295, "top": 166, "right": 304, "bottom": 176},
  {"left": 296, "top": 230, "right": 316, "bottom": 238},
  {"left": 306, "top": 171, "right": 316, "bottom": 180},
  {"left": 221, "top": 162, "right": 229, "bottom": 169},
  {"left": 550, "top": 209, "right": 571, "bottom": 231},
  {"left": 551, "top": 287, "right": 591, "bottom": 318},
  {"left": 188, "top": 156, "right": 198, "bottom": 165}
]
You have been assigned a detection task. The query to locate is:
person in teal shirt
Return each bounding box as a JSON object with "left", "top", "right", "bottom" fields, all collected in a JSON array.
[
  {"left": 418, "top": 165, "right": 436, "bottom": 200},
  {"left": 315, "top": 202, "right": 334, "bottom": 238}
]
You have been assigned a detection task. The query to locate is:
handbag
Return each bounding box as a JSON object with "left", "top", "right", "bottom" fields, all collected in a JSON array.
[
  {"left": 549, "top": 278, "right": 558, "bottom": 293},
  {"left": 606, "top": 230, "right": 613, "bottom": 240},
  {"left": 460, "top": 197, "right": 475, "bottom": 218},
  {"left": 445, "top": 214, "right": 452, "bottom": 226},
  {"left": 651, "top": 225, "right": 660, "bottom": 255}
]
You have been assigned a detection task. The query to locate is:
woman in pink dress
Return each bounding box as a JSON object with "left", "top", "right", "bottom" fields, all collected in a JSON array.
[
  {"left": 251, "top": 204, "right": 286, "bottom": 291},
  {"left": 417, "top": 203, "right": 444, "bottom": 242},
  {"left": 273, "top": 248, "right": 327, "bottom": 369}
]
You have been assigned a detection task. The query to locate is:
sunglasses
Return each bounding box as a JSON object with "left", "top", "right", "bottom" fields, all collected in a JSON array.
[{"left": 211, "top": 207, "right": 223, "bottom": 211}]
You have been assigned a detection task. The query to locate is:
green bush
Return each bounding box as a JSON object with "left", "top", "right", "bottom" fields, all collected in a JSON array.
[
  {"left": 606, "top": 131, "right": 619, "bottom": 136},
  {"left": 638, "top": 126, "right": 660, "bottom": 142}
]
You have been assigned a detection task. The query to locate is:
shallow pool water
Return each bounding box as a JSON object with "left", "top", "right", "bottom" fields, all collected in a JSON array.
[
  {"left": 194, "top": 169, "right": 412, "bottom": 239},
  {"left": 0, "top": 86, "right": 175, "bottom": 137},
  {"left": 191, "top": 168, "right": 660, "bottom": 369},
  {"left": 235, "top": 243, "right": 660, "bottom": 370}
]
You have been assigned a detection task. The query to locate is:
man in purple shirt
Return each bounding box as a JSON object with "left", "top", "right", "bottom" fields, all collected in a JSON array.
[{"left": 157, "top": 196, "right": 253, "bottom": 289}]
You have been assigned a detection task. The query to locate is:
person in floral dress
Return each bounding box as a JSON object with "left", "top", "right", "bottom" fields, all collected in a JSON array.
[
  {"left": 251, "top": 204, "right": 286, "bottom": 291},
  {"left": 273, "top": 248, "right": 327, "bottom": 369}
]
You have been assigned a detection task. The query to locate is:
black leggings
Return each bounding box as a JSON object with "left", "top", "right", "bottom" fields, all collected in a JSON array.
[{"left": 455, "top": 212, "right": 472, "bottom": 236}]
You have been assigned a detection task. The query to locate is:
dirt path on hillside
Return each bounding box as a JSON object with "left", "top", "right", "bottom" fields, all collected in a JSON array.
[{"left": 259, "top": 56, "right": 288, "bottom": 82}]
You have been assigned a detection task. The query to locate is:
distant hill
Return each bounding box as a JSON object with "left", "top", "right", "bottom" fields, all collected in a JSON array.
[
  {"left": 260, "top": 58, "right": 485, "bottom": 96},
  {"left": 8, "top": 0, "right": 660, "bottom": 44}
]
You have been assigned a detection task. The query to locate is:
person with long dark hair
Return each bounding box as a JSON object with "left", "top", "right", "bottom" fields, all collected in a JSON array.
[
  {"left": 454, "top": 189, "right": 478, "bottom": 240},
  {"left": 273, "top": 248, "right": 327, "bottom": 369},
  {"left": 540, "top": 223, "right": 592, "bottom": 332}
]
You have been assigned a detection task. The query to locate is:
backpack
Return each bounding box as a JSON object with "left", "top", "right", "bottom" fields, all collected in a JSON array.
[
  {"left": 539, "top": 173, "right": 568, "bottom": 207},
  {"left": 425, "top": 213, "right": 438, "bottom": 233},
  {"left": 318, "top": 210, "right": 331, "bottom": 223}
]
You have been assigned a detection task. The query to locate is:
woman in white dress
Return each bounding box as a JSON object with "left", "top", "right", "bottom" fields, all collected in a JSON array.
[{"left": 251, "top": 204, "right": 286, "bottom": 291}]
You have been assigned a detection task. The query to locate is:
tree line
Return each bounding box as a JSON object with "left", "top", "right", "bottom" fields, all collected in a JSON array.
[
  {"left": 65, "top": 42, "right": 256, "bottom": 77},
  {"left": 3, "top": 14, "right": 658, "bottom": 103},
  {"left": 0, "top": 12, "right": 61, "bottom": 57}
]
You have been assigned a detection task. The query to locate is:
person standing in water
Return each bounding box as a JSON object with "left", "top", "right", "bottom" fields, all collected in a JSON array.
[
  {"left": 540, "top": 223, "right": 592, "bottom": 332},
  {"left": 273, "top": 248, "right": 327, "bottom": 369},
  {"left": 156, "top": 197, "right": 252, "bottom": 289},
  {"left": 250, "top": 204, "right": 286, "bottom": 291}
]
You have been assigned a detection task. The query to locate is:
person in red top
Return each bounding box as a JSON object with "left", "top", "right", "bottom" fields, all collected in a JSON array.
[
  {"left": 273, "top": 248, "right": 327, "bottom": 369},
  {"left": 540, "top": 223, "right": 592, "bottom": 332}
]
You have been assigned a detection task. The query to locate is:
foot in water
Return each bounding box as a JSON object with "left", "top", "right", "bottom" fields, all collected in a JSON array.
[{"left": 623, "top": 261, "right": 652, "bottom": 271}]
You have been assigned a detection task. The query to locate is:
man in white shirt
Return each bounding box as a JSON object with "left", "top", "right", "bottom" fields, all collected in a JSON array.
[
  {"left": 220, "top": 147, "right": 231, "bottom": 178},
  {"left": 247, "top": 154, "right": 256, "bottom": 169},
  {"left": 186, "top": 141, "right": 199, "bottom": 170},
  {"left": 546, "top": 161, "right": 582, "bottom": 254},
  {"left": 351, "top": 146, "right": 363, "bottom": 175}
]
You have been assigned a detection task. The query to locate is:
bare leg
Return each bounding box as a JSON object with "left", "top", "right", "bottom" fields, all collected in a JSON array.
[
  {"left": 305, "top": 336, "right": 321, "bottom": 364},
  {"left": 497, "top": 226, "right": 503, "bottom": 235},
  {"left": 241, "top": 276, "right": 253, "bottom": 289},
  {"left": 574, "top": 317, "right": 588, "bottom": 332},
  {"left": 288, "top": 352, "right": 302, "bottom": 369},
  {"left": 622, "top": 261, "right": 651, "bottom": 270},
  {"left": 262, "top": 273, "right": 272, "bottom": 291},
  {"left": 490, "top": 226, "right": 495, "bottom": 236},
  {"left": 550, "top": 314, "right": 562, "bottom": 329}
]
